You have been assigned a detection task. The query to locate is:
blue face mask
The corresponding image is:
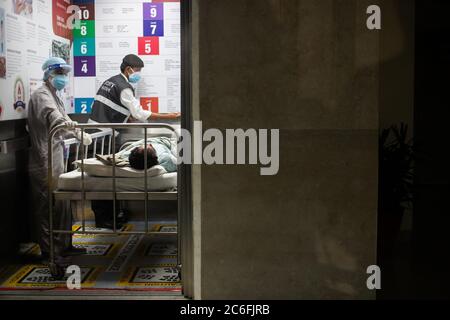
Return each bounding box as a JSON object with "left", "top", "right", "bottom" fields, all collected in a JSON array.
[
  {"left": 128, "top": 71, "right": 142, "bottom": 84},
  {"left": 51, "top": 75, "right": 69, "bottom": 91}
]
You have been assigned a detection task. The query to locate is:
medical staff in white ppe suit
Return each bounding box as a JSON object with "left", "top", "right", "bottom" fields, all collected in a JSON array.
[{"left": 27, "top": 57, "right": 92, "bottom": 261}]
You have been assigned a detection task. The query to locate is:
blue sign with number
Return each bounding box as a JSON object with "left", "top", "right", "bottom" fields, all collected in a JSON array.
[
  {"left": 74, "top": 98, "right": 94, "bottom": 114},
  {"left": 144, "top": 20, "right": 164, "bottom": 37}
]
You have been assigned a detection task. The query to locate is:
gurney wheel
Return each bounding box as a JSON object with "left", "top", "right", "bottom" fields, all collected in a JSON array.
[{"left": 49, "top": 263, "right": 65, "bottom": 280}]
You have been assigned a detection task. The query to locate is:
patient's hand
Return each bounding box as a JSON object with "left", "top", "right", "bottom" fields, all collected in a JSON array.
[
  {"left": 149, "top": 112, "right": 181, "bottom": 120},
  {"left": 164, "top": 112, "right": 181, "bottom": 120}
]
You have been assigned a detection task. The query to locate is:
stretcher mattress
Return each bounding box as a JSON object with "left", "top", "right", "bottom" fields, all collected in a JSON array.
[{"left": 57, "top": 169, "right": 177, "bottom": 192}]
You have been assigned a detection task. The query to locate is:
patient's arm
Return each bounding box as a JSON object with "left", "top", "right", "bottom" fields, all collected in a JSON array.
[{"left": 148, "top": 112, "right": 181, "bottom": 120}]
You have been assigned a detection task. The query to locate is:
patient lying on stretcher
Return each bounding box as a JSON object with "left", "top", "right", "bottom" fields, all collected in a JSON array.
[
  {"left": 84, "top": 137, "right": 177, "bottom": 230},
  {"left": 96, "top": 137, "right": 177, "bottom": 172}
]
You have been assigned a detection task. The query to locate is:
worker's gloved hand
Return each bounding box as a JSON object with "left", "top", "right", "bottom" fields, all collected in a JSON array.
[
  {"left": 75, "top": 130, "right": 93, "bottom": 146},
  {"left": 170, "top": 112, "right": 181, "bottom": 119},
  {"left": 65, "top": 120, "right": 78, "bottom": 129}
]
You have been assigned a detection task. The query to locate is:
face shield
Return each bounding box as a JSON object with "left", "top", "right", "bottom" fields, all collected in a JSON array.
[
  {"left": 43, "top": 63, "right": 72, "bottom": 81},
  {"left": 43, "top": 62, "right": 72, "bottom": 91}
]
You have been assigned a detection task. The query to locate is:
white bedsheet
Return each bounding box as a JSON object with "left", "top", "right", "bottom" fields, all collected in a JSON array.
[
  {"left": 73, "top": 158, "right": 166, "bottom": 178},
  {"left": 58, "top": 169, "right": 177, "bottom": 191}
]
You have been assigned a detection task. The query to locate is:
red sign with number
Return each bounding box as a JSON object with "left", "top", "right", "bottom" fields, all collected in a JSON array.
[
  {"left": 138, "top": 37, "right": 160, "bottom": 55},
  {"left": 140, "top": 97, "right": 159, "bottom": 113}
]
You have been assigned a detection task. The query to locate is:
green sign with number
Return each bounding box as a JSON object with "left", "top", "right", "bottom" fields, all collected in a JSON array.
[{"left": 73, "top": 20, "right": 95, "bottom": 38}]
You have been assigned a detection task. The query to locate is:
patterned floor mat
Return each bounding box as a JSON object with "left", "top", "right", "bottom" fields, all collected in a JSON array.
[{"left": 0, "top": 221, "right": 181, "bottom": 293}]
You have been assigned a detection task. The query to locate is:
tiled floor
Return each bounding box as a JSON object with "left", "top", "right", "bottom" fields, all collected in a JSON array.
[{"left": 0, "top": 221, "right": 183, "bottom": 299}]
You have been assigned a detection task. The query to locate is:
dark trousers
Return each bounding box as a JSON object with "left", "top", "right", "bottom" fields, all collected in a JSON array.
[{"left": 91, "top": 200, "right": 123, "bottom": 226}]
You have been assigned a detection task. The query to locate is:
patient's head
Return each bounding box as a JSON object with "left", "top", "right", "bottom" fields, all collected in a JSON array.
[{"left": 129, "top": 144, "right": 159, "bottom": 170}]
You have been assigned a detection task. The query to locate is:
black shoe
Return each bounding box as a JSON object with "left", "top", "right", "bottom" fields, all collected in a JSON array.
[
  {"left": 117, "top": 209, "right": 129, "bottom": 224},
  {"left": 61, "top": 246, "right": 87, "bottom": 257}
]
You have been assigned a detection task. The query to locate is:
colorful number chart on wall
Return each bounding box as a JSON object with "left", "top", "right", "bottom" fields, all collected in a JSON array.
[
  {"left": 73, "top": 0, "right": 96, "bottom": 114},
  {"left": 138, "top": 0, "right": 181, "bottom": 114},
  {"left": 73, "top": 1, "right": 96, "bottom": 77},
  {"left": 71, "top": 0, "right": 181, "bottom": 115}
]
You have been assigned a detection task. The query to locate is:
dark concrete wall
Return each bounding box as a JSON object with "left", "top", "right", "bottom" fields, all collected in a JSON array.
[
  {"left": 379, "top": 0, "right": 415, "bottom": 135},
  {"left": 194, "top": 0, "right": 380, "bottom": 299},
  {"left": 0, "top": 120, "right": 29, "bottom": 259}
]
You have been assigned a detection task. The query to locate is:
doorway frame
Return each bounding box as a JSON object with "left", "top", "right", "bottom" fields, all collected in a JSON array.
[{"left": 179, "top": 0, "right": 194, "bottom": 299}]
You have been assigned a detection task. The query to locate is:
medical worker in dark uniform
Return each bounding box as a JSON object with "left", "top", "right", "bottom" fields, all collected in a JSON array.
[
  {"left": 90, "top": 54, "right": 180, "bottom": 124},
  {"left": 89, "top": 54, "right": 180, "bottom": 228}
]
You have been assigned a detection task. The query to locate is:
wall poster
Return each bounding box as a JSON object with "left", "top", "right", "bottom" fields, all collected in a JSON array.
[
  {"left": 0, "top": 0, "right": 181, "bottom": 121},
  {"left": 0, "top": 0, "right": 72, "bottom": 121}
]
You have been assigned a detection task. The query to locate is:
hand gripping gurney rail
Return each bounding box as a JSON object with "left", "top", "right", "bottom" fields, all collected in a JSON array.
[{"left": 47, "top": 123, "right": 181, "bottom": 279}]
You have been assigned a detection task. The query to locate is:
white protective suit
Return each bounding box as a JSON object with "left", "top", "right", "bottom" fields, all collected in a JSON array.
[{"left": 27, "top": 82, "right": 75, "bottom": 255}]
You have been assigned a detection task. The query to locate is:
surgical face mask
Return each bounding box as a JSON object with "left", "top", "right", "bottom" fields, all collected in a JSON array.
[
  {"left": 51, "top": 74, "right": 69, "bottom": 91},
  {"left": 128, "top": 69, "right": 142, "bottom": 84}
]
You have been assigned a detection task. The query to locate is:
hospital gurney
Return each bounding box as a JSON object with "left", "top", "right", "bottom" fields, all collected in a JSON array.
[{"left": 47, "top": 123, "right": 180, "bottom": 279}]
